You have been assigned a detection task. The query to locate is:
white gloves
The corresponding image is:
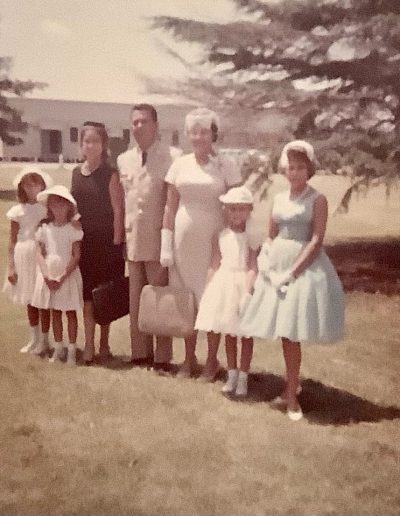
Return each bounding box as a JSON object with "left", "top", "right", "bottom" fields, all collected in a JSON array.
[
  {"left": 269, "top": 269, "right": 294, "bottom": 292},
  {"left": 257, "top": 240, "right": 272, "bottom": 277},
  {"left": 239, "top": 292, "right": 253, "bottom": 317},
  {"left": 160, "top": 229, "right": 174, "bottom": 267}
]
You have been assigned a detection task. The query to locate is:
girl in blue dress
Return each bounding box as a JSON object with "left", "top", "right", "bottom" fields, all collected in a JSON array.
[{"left": 241, "top": 140, "right": 344, "bottom": 420}]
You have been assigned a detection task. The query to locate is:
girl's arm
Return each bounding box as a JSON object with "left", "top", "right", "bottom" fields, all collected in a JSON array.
[
  {"left": 58, "top": 241, "right": 81, "bottom": 285},
  {"left": 290, "top": 194, "right": 328, "bottom": 278},
  {"left": 7, "top": 221, "right": 19, "bottom": 284},
  {"left": 109, "top": 171, "right": 125, "bottom": 245},
  {"left": 36, "top": 241, "right": 58, "bottom": 290},
  {"left": 162, "top": 184, "right": 179, "bottom": 230},
  {"left": 206, "top": 233, "right": 222, "bottom": 283},
  {"left": 246, "top": 248, "right": 258, "bottom": 294}
]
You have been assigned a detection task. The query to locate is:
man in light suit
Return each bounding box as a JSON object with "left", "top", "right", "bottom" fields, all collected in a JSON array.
[{"left": 117, "top": 104, "right": 175, "bottom": 370}]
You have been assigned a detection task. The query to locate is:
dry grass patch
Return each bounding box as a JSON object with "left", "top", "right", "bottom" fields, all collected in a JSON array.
[{"left": 1, "top": 166, "right": 400, "bottom": 514}]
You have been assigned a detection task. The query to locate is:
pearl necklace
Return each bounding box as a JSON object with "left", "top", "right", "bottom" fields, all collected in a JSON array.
[{"left": 81, "top": 162, "right": 100, "bottom": 177}]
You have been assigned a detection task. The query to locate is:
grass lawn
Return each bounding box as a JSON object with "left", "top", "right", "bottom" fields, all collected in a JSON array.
[{"left": 0, "top": 163, "right": 399, "bottom": 515}]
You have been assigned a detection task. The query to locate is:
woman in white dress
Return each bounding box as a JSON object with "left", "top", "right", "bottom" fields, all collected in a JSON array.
[
  {"left": 32, "top": 185, "right": 84, "bottom": 365},
  {"left": 161, "top": 108, "right": 242, "bottom": 379},
  {"left": 241, "top": 140, "right": 344, "bottom": 420}
]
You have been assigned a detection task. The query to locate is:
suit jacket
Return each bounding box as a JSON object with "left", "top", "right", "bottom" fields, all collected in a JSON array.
[{"left": 118, "top": 141, "right": 179, "bottom": 261}]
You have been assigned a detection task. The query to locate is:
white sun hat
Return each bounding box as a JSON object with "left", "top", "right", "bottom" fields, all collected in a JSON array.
[
  {"left": 12, "top": 165, "right": 54, "bottom": 189},
  {"left": 219, "top": 185, "right": 253, "bottom": 205},
  {"left": 37, "top": 185, "right": 77, "bottom": 207},
  {"left": 279, "top": 140, "right": 317, "bottom": 170},
  {"left": 184, "top": 107, "right": 220, "bottom": 133}
]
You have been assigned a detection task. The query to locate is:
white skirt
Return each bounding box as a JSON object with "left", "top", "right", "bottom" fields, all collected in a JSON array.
[
  {"left": 31, "top": 256, "right": 83, "bottom": 312},
  {"left": 2, "top": 240, "right": 37, "bottom": 305},
  {"left": 240, "top": 237, "right": 345, "bottom": 343},
  {"left": 195, "top": 268, "right": 248, "bottom": 336}
]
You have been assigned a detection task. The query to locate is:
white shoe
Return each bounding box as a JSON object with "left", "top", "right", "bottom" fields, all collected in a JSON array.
[
  {"left": 67, "top": 346, "right": 76, "bottom": 366},
  {"left": 235, "top": 372, "right": 248, "bottom": 397},
  {"left": 20, "top": 340, "right": 38, "bottom": 353},
  {"left": 221, "top": 369, "right": 238, "bottom": 393},
  {"left": 287, "top": 407, "right": 303, "bottom": 421}
]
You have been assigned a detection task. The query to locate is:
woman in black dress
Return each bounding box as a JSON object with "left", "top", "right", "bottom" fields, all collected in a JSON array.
[{"left": 71, "top": 123, "right": 124, "bottom": 364}]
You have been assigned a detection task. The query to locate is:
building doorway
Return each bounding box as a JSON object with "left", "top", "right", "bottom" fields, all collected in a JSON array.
[{"left": 41, "top": 130, "right": 62, "bottom": 161}]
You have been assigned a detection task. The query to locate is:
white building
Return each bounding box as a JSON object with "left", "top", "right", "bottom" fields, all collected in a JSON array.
[
  {"left": 1, "top": 97, "right": 294, "bottom": 163},
  {"left": 2, "top": 98, "right": 192, "bottom": 163}
]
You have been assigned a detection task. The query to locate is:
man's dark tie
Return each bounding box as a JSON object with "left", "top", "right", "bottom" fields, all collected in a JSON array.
[{"left": 142, "top": 151, "right": 147, "bottom": 166}]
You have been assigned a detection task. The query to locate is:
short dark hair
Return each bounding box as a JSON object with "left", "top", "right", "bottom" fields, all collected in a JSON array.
[{"left": 131, "top": 103, "right": 158, "bottom": 123}]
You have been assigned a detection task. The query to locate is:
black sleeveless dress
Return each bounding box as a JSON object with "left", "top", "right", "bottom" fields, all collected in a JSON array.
[{"left": 71, "top": 163, "right": 124, "bottom": 301}]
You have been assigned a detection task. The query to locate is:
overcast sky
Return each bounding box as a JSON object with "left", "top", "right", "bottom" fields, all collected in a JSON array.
[{"left": 0, "top": 0, "right": 260, "bottom": 104}]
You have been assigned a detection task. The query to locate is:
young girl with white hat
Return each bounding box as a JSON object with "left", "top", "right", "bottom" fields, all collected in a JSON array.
[
  {"left": 241, "top": 140, "right": 344, "bottom": 420},
  {"left": 31, "top": 185, "right": 84, "bottom": 365},
  {"left": 195, "top": 185, "right": 258, "bottom": 396},
  {"left": 3, "top": 166, "right": 53, "bottom": 354}
]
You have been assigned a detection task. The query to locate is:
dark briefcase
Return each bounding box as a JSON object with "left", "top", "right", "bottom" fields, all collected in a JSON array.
[{"left": 92, "top": 276, "right": 130, "bottom": 325}]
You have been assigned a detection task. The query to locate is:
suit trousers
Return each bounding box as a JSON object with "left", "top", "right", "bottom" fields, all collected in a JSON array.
[{"left": 128, "top": 260, "right": 172, "bottom": 362}]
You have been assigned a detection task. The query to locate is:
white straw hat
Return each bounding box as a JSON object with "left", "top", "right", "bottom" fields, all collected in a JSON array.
[
  {"left": 219, "top": 185, "right": 253, "bottom": 205},
  {"left": 12, "top": 165, "right": 53, "bottom": 189},
  {"left": 279, "top": 140, "right": 317, "bottom": 170},
  {"left": 37, "top": 185, "right": 77, "bottom": 207}
]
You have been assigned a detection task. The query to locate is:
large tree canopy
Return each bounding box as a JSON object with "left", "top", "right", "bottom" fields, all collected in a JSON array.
[
  {"left": 0, "top": 56, "right": 45, "bottom": 146},
  {"left": 151, "top": 0, "right": 400, "bottom": 184}
]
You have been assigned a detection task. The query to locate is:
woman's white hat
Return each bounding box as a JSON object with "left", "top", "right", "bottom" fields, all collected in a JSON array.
[
  {"left": 13, "top": 165, "right": 53, "bottom": 189},
  {"left": 184, "top": 107, "right": 220, "bottom": 133},
  {"left": 37, "top": 185, "right": 77, "bottom": 207},
  {"left": 219, "top": 185, "right": 253, "bottom": 204},
  {"left": 279, "top": 140, "right": 317, "bottom": 169}
]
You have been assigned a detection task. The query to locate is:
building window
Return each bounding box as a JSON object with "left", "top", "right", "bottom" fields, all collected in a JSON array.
[
  {"left": 123, "top": 129, "right": 130, "bottom": 144},
  {"left": 49, "top": 130, "right": 62, "bottom": 154},
  {"left": 70, "top": 127, "right": 78, "bottom": 142}
]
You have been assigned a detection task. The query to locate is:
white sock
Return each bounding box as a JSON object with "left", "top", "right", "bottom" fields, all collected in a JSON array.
[
  {"left": 67, "top": 343, "right": 76, "bottom": 364},
  {"left": 31, "top": 325, "right": 40, "bottom": 342},
  {"left": 50, "top": 341, "right": 64, "bottom": 362},
  {"left": 41, "top": 331, "right": 49, "bottom": 345},
  {"left": 236, "top": 371, "right": 248, "bottom": 396}
]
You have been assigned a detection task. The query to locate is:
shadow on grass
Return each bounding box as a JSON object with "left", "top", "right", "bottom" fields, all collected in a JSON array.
[
  {"left": 245, "top": 371, "right": 400, "bottom": 426},
  {"left": 77, "top": 354, "right": 400, "bottom": 425}
]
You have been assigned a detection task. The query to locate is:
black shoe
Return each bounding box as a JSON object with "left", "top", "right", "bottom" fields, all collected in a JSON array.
[
  {"left": 130, "top": 356, "right": 153, "bottom": 368},
  {"left": 153, "top": 362, "right": 172, "bottom": 373}
]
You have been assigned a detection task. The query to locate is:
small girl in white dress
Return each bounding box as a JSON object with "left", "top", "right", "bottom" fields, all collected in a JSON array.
[
  {"left": 32, "top": 185, "right": 83, "bottom": 365},
  {"left": 195, "top": 186, "right": 258, "bottom": 396},
  {"left": 241, "top": 140, "right": 345, "bottom": 420},
  {"left": 3, "top": 166, "right": 52, "bottom": 354}
]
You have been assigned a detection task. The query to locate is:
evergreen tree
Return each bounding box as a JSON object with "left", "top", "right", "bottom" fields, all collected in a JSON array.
[
  {"left": 151, "top": 0, "right": 400, "bottom": 184},
  {"left": 0, "top": 56, "right": 45, "bottom": 146}
]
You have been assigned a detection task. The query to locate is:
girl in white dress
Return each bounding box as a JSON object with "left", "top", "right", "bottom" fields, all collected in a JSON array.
[
  {"left": 241, "top": 140, "right": 344, "bottom": 420},
  {"left": 195, "top": 186, "right": 257, "bottom": 396},
  {"left": 3, "top": 166, "right": 52, "bottom": 354},
  {"left": 32, "top": 185, "right": 83, "bottom": 365},
  {"left": 161, "top": 108, "right": 242, "bottom": 380}
]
